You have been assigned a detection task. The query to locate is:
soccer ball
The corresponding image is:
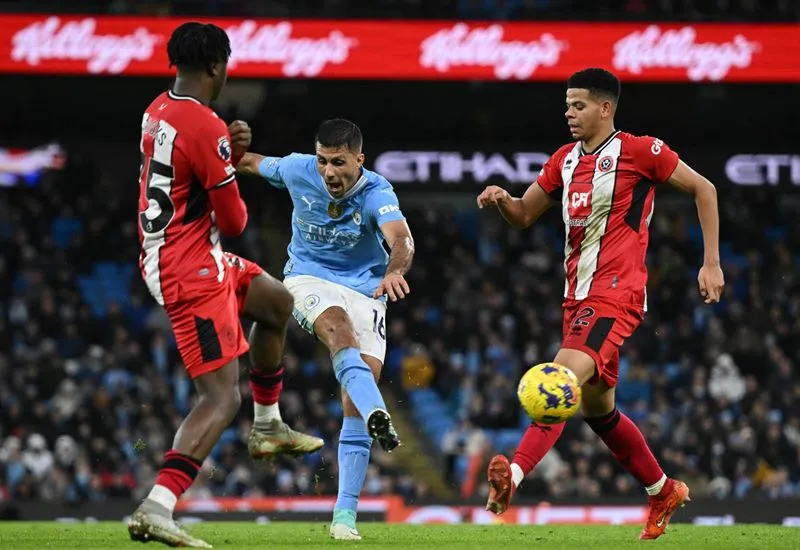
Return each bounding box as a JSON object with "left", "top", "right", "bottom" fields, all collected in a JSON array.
[{"left": 517, "top": 362, "right": 581, "bottom": 424}]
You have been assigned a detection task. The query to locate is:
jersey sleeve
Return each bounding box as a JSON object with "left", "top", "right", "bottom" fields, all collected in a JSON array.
[
  {"left": 535, "top": 148, "right": 566, "bottom": 198},
  {"left": 257, "top": 156, "right": 288, "bottom": 189},
  {"left": 190, "top": 117, "right": 238, "bottom": 190},
  {"left": 256, "top": 153, "right": 310, "bottom": 190},
  {"left": 633, "top": 136, "right": 680, "bottom": 184},
  {"left": 188, "top": 116, "right": 248, "bottom": 236},
  {"left": 365, "top": 183, "right": 405, "bottom": 227}
]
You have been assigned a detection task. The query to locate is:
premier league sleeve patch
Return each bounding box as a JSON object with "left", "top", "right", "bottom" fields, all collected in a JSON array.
[{"left": 217, "top": 136, "right": 232, "bottom": 162}]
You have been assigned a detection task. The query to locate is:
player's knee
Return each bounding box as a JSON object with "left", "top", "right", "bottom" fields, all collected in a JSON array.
[
  {"left": 581, "top": 396, "right": 615, "bottom": 419},
  {"left": 580, "top": 382, "right": 616, "bottom": 419},
  {"left": 197, "top": 383, "right": 241, "bottom": 424},
  {"left": 273, "top": 284, "right": 294, "bottom": 322},
  {"left": 315, "top": 308, "right": 358, "bottom": 352},
  {"left": 244, "top": 275, "right": 293, "bottom": 326},
  {"left": 553, "top": 348, "right": 596, "bottom": 385},
  {"left": 223, "top": 385, "right": 242, "bottom": 420}
]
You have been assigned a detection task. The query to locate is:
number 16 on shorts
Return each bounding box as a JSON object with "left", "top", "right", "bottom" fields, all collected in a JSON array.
[{"left": 372, "top": 309, "right": 386, "bottom": 341}]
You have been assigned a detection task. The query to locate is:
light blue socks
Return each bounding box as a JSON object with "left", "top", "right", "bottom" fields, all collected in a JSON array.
[
  {"left": 333, "top": 416, "right": 373, "bottom": 527},
  {"left": 332, "top": 347, "right": 386, "bottom": 418}
]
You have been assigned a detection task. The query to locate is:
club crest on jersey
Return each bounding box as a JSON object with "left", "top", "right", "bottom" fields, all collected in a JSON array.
[
  {"left": 352, "top": 210, "right": 361, "bottom": 225},
  {"left": 217, "top": 136, "right": 232, "bottom": 162},
  {"left": 566, "top": 180, "right": 593, "bottom": 227},
  {"left": 304, "top": 295, "right": 320, "bottom": 310},
  {"left": 597, "top": 155, "right": 615, "bottom": 173},
  {"left": 327, "top": 202, "right": 344, "bottom": 219}
]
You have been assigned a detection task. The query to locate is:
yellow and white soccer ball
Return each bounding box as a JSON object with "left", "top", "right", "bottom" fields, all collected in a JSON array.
[{"left": 517, "top": 362, "right": 581, "bottom": 424}]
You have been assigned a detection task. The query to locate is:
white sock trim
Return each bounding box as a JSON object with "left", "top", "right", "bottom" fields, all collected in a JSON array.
[
  {"left": 147, "top": 484, "right": 178, "bottom": 512},
  {"left": 645, "top": 474, "right": 668, "bottom": 496},
  {"left": 255, "top": 402, "right": 281, "bottom": 424},
  {"left": 510, "top": 463, "right": 525, "bottom": 488}
]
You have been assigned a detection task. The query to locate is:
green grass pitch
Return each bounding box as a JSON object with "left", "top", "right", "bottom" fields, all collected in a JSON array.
[{"left": 0, "top": 522, "right": 797, "bottom": 549}]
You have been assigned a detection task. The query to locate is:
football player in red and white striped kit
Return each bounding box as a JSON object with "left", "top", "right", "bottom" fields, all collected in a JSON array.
[
  {"left": 477, "top": 68, "right": 725, "bottom": 540},
  {"left": 129, "top": 22, "right": 322, "bottom": 548}
]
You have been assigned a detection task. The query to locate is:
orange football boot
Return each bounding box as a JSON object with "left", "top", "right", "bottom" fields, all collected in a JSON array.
[
  {"left": 486, "top": 455, "right": 515, "bottom": 515},
  {"left": 639, "top": 479, "right": 691, "bottom": 540}
]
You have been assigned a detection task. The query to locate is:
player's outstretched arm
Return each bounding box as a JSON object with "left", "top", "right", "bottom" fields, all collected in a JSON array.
[
  {"left": 477, "top": 183, "right": 553, "bottom": 229},
  {"left": 374, "top": 220, "right": 415, "bottom": 302},
  {"left": 667, "top": 160, "right": 725, "bottom": 304},
  {"left": 236, "top": 152, "right": 266, "bottom": 177}
]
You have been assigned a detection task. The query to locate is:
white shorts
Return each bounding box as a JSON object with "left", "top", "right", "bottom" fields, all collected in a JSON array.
[{"left": 283, "top": 275, "right": 387, "bottom": 362}]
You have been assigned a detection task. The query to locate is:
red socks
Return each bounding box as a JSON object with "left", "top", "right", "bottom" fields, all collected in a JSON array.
[
  {"left": 512, "top": 421, "right": 566, "bottom": 476},
  {"left": 249, "top": 366, "right": 283, "bottom": 405},
  {"left": 512, "top": 408, "right": 666, "bottom": 496},
  {"left": 584, "top": 408, "right": 665, "bottom": 488},
  {"left": 154, "top": 449, "right": 202, "bottom": 500}
]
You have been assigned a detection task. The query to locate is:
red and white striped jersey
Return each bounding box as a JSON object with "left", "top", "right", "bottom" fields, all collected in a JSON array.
[
  {"left": 536, "top": 131, "right": 680, "bottom": 309},
  {"left": 137, "top": 91, "right": 240, "bottom": 306}
]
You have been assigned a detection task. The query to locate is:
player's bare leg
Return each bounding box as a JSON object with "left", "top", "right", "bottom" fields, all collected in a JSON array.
[
  {"left": 128, "top": 361, "right": 241, "bottom": 548},
  {"left": 244, "top": 273, "right": 324, "bottom": 459},
  {"left": 330, "top": 354, "right": 383, "bottom": 541},
  {"left": 314, "top": 307, "right": 399, "bottom": 451},
  {"left": 486, "top": 349, "right": 595, "bottom": 514},
  {"left": 581, "top": 367, "right": 689, "bottom": 540}
]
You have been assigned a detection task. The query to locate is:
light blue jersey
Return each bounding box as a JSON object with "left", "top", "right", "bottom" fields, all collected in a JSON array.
[{"left": 257, "top": 153, "right": 405, "bottom": 298}]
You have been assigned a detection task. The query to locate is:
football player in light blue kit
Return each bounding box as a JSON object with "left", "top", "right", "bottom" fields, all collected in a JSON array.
[{"left": 237, "top": 119, "right": 414, "bottom": 540}]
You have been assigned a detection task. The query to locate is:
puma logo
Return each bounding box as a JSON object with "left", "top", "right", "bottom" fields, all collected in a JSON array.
[{"left": 301, "top": 195, "right": 315, "bottom": 211}]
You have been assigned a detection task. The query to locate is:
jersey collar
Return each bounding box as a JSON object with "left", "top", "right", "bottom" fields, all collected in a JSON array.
[
  {"left": 320, "top": 170, "right": 369, "bottom": 201},
  {"left": 167, "top": 90, "right": 203, "bottom": 105},
  {"left": 580, "top": 130, "right": 621, "bottom": 156}
]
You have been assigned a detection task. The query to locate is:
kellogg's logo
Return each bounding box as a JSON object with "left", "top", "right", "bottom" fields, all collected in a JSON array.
[
  {"left": 419, "top": 23, "right": 567, "bottom": 80},
  {"left": 11, "top": 17, "right": 160, "bottom": 74},
  {"left": 8, "top": 17, "right": 357, "bottom": 78},
  {"left": 612, "top": 25, "right": 761, "bottom": 82},
  {"left": 225, "top": 20, "right": 357, "bottom": 77}
]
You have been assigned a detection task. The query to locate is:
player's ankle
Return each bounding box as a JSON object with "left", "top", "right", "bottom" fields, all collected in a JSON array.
[
  {"left": 333, "top": 507, "right": 357, "bottom": 528},
  {"left": 645, "top": 474, "right": 670, "bottom": 497},
  {"left": 254, "top": 402, "right": 282, "bottom": 425},
  {"left": 510, "top": 463, "right": 525, "bottom": 488},
  {"left": 146, "top": 484, "right": 178, "bottom": 514}
]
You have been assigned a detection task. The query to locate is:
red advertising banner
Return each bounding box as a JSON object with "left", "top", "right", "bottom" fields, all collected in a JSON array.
[
  {"left": 1, "top": 15, "right": 798, "bottom": 82},
  {"left": 174, "top": 496, "right": 649, "bottom": 525}
]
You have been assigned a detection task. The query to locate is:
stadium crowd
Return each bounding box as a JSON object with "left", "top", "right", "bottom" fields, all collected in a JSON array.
[{"left": 1, "top": 151, "right": 798, "bottom": 506}]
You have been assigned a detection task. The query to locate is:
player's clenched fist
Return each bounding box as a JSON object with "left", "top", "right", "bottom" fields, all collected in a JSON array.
[
  {"left": 697, "top": 263, "right": 725, "bottom": 304},
  {"left": 477, "top": 185, "right": 511, "bottom": 209},
  {"left": 228, "top": 120, "right": 252, "bottom": 157},
  {"left": 374, "top": 272, "right": 410, "bottom": 302}
]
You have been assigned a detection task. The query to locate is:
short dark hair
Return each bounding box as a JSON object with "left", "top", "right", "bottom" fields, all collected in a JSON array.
[
  {"left": 567, "top": 68, "right": 621, "bottom": 103},
  {"left": 315, "top": 119, "right": 363, "bottom": 153},
  {"left": 167, "top": 22, "right": 231, "bottom": 75}
]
